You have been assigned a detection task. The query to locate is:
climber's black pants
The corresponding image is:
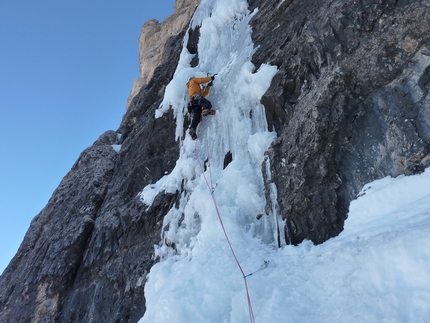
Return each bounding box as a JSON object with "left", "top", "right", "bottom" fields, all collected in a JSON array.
[
  {"left": 190, "top": 96, "right": 212, "bottom": 130},
  {"left": 196, "top": 96, "right": 212, "bottom": 110},
  {"left": 190, "top": 105, "right": 202, "bottom": 130}
]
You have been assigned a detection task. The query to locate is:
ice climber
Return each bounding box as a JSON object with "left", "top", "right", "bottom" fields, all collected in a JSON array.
[{"left": 186, "top": 75, "right": 216, "bottom": 140}]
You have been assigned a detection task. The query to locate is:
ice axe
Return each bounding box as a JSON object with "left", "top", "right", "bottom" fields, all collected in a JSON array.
[{"left": 206, "top": 73, "right": 217, "bottom": 87}]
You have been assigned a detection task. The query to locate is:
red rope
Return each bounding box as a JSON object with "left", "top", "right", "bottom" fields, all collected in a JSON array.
[{"left": 194, "top": 140, "right": 256, "bottom": 323}]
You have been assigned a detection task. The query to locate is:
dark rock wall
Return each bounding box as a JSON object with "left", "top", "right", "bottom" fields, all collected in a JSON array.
[
  {"left": 0, "top": 133, "right": 118, "bottom": 323},
  {"left": 1, "top": 0, "right": 430, "bottom": 322},
  {"left": 55, "top": 29, "right": 186, "bottom": 323},
  {"left": 249, "top": 0, "right": 430, "bottom": 244},
  {"left": 0, "top": 28, "right": 184, "bottom": 323}
]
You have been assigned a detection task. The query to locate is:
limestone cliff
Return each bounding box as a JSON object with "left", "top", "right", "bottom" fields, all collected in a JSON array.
[
  {"left": 126, "top": 0, "right": 200, "bottom": 110},
  {"left": 249, "top": 0, "right": 430, "bottom": 244},
  {"left": 1, "top": 0, "right": 429, "bottom": 322},
  {"left": 0, "top": 2, "right": 195, "bottom": 322}
]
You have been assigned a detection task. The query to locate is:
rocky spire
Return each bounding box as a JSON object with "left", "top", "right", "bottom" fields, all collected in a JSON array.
[{"left": 126, "top": 0, "right": 201, "bottom": 110}]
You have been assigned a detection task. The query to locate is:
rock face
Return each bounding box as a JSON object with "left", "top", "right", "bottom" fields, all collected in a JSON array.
[
  {"left": 0, "top": 133, "right": 119, "bottom": 322},
  {"left": 1, "top": 0, "right": 430, "bottom": 322},
  {"left": 249, "top": 0, "right": 430, "bottom": 244},
  {"left": 126, "top": 0, "right": 200, "bottom": 110},
  {"left": 0, "top": 2, "right": 193, "bottom": 322}
]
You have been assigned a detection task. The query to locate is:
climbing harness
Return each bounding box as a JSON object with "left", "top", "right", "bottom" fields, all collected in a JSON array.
[{"left": 193, "top": 138, "right": 268, "bottom": 323}]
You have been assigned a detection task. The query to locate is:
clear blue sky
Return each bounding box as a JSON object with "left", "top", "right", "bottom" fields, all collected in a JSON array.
[{"left": 0, "top": 0, "right": 176, "bottom": 274}]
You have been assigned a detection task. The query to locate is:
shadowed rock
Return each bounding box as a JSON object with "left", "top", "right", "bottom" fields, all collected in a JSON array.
[{"left": 1, "top": 0, "right": 429, "bottom": 322}]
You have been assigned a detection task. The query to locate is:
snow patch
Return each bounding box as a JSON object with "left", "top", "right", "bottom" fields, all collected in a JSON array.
[{"left": 111, "top": 145, "right": 121, "bottom": 153}]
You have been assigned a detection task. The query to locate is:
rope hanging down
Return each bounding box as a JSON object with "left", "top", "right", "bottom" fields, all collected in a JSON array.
[{"left": 193, "top": 139, "right": 259, "bottom": 323}]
